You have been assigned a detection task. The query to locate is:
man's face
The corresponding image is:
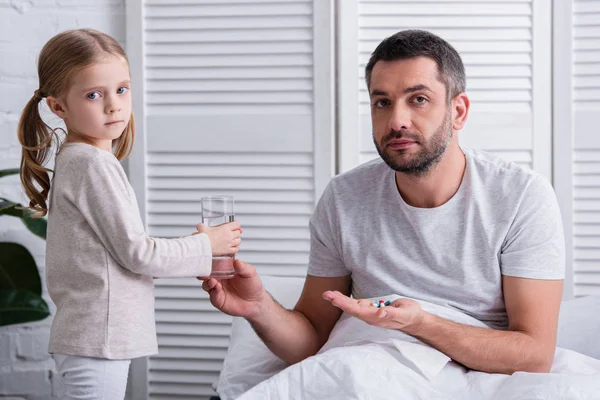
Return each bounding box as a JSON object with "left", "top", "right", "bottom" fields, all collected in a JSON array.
[{"left": 370, "top": 57, "right": 453, "bottom": 176}]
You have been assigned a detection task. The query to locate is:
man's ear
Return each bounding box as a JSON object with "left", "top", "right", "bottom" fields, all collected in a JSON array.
[
  {"left": 451, "top": 93, "right": 470, "bottom": 131},
  {"left": 46, "top": 96, "right": 67, "bottom": 120}
]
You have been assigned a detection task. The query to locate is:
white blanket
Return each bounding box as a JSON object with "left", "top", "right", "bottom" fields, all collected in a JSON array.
[{"left": 237, "top": 295, "right": 600, "bottom": 400}]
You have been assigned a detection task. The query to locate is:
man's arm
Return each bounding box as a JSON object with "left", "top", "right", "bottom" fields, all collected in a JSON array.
[
  {"left": 324, "top": 276, "right": 562, "bottom": 374},
  {"left": 202, "top": 258, "right": 351, "bottom": 365},
  {"left": 248, "top": 274, "right": 351, "bottom": 365},
  {"left": 404, "top": 276, "right": 563, "bottom": 374}
]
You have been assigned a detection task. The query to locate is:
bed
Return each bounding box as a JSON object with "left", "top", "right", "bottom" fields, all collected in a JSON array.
[{"left": 209, "top": 276, "right": 600, "bottom": 400}]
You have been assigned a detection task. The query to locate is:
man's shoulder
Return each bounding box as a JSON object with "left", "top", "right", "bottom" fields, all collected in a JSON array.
[
  {"left": 465, "top": 147, "right": 540, "bottom": 185},
  {"left": 316, "top": 158, "right": 389, "bottom": 210},
  {"left": 330, "top": 158, "right": 388, "bottom": 187},
  {"left": 464, "top": 147, "right": 553, "bottom": 210}
]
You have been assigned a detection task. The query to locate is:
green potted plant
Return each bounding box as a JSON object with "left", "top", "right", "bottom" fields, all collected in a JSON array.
[{"left": 0, "top": 168, "right": 50, "bottom": 326}]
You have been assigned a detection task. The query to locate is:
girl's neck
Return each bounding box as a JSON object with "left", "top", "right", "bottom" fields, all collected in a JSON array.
[{"left": 65, "top": 130, "right": 112, "bottom": 153}]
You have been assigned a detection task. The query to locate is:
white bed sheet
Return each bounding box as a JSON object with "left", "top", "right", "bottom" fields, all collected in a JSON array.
[
  {"left": 236, "top": 296, "right": 600, "bottom": 400},
  {"left": 215, "top": 277, "right": 600, "bottom": 400},
  {"left": 237, "top": 343, "right": 600, "bottom": 400}
]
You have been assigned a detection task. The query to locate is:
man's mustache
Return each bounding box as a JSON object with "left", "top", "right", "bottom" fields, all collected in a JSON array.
[{"left": 381, "top": 130, "right": 421, "bottom": 145}]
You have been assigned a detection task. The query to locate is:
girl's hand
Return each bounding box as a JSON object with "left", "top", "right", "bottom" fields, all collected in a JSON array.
[{"left": 196, "top": 221, "right": 242, "bottom": 256}]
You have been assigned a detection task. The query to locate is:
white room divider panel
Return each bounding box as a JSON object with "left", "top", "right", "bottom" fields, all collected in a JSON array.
[
  {"left": 338, "top": 0, "right": 552, "bottom": 178},
  {"left": 572, "top": 0, "right": 600, "bottom": 297},
  {"left": 122, "top": 0, "right": 597, "bottom": 397},
  {"left": 126, "top": 1, "right": 334, "bottom": 398}
]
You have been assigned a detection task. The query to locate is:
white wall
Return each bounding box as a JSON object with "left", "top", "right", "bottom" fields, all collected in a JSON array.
[{"left": 0, "top": 1, "right": 125, "bottom": 398}]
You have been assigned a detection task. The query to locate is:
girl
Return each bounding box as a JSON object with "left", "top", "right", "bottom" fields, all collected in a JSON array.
[{"left": 17, "top": 29, "right": 241, "bottom": 399}]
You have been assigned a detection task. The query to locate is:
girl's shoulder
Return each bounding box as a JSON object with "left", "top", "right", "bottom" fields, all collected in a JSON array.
[
  {"left": 56, "top": 142, "right": 125, "bottom": 181},
  {"left": 58, "top": 142, "right": 119, "bottom": 167},
  {"left": 53, "top": 143, "right": 132, "bottom": 202}
]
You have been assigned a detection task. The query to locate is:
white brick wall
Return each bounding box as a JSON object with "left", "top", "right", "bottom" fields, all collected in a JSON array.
[{"left": 0, "top": 1, "right": 125, "bottom": 398}]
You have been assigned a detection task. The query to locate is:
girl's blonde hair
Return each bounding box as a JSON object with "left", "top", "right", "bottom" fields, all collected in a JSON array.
[{"left": 18, "top": 28, "right": 135, "bottom": 217}]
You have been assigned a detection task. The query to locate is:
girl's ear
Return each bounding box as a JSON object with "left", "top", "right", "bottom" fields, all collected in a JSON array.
[{"left": 46, "top": 96, "right": 67, "bottom": 119}]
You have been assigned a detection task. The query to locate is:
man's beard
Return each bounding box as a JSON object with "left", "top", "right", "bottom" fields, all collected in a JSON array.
[{"left": 374, "top": 110, "right": 453, "bottom": 177}]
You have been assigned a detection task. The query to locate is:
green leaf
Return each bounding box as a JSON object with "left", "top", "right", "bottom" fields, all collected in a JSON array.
[
  {"left": 0, "top": 289, "right": 50, "bottom": 326},
  {"left": 20, "top": 213, "right": 47, "bottom": 239},
  {"left": 0, "top": 243, "right": 42, "bottom": 295},
  {"left": 0, "top": 168, "right": 19, "bottom": 178},
  {"left": 0, "top": 198, "right": 18, "bottom": 213},
  {"left": 0, "top": 200, "right": 47, "bottom": 240}
]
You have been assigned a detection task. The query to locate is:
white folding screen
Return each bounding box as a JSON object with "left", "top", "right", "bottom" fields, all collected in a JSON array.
[
  {"left": 572, "top": 0, "right": 600, "bottom": 297},
  {"left": 122, "top": 0, "right": 599, "bottom": 397},
  {"left": 554, "top": 0, "right": 600, "bottom": 300},
  {"left": 126, "top": 1, "right": 334, "bottom": 398},
  {"left": 552, "top": 0, "right": 575, "bottom": 301},
  {"left": 338, "top": 0, "right": 552, "bottom": 178}
]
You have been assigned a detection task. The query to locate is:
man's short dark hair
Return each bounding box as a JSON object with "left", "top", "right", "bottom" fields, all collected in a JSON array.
[{"left": 365, "top": 30, "right": 466, "bottom": 102}]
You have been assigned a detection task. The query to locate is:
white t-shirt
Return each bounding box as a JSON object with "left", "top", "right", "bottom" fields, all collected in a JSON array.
[{"left": 307, "top": 147, "right": 565, "bottom": 329}]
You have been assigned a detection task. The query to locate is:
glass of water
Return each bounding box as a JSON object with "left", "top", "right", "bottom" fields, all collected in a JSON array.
[{"left": 200, "top": 196, "right": 236, "bottom": 279}]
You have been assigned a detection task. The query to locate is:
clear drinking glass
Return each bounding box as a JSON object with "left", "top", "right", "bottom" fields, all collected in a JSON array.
[{"left": 200, "top": 196, "right": 236, "bottom": 279}]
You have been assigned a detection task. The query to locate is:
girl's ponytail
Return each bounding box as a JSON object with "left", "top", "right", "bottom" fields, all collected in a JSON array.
[{"left": 17, "top": 90, "right": 56, "bottom": 218}]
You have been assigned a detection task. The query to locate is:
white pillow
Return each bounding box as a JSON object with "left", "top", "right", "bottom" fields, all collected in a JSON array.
[
  {"left": 556, "top": 295, "right": 600, "bottom": 360},
  {"left": 214, "top": 275, "right": 305, "bottom": 400}
]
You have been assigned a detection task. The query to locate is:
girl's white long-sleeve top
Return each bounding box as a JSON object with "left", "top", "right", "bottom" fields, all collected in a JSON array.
[{"left": 46, "top": 142, "right": 212, "bottom": 359}]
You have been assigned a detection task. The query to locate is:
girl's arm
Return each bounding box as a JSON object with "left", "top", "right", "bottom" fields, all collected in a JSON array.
[{"left": 73, "top": 153, "right": 212, "bottom": 278}]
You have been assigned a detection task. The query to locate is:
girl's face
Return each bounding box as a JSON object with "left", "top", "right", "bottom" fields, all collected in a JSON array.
[{"left": 48, "top": 54, "right": 132, "bottom": 152}]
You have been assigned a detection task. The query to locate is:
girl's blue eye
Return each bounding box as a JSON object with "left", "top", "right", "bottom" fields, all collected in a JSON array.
[
  {"left": 87, "top": 92, "right": 100, "bottom": 100},
  {"left": 117, "top": 87, "right": 128, "bottom": 95}
]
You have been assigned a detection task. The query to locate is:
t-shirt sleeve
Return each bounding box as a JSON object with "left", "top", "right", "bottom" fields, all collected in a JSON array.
[
  {"left": 74, "top": 154, "right": 212, "bottom": 278},
  {"left": 307, "top": 182, "right": 350, "bottom": 277},
  {"left": 500, "top": 175, "right": 565, "bottom": 280}
]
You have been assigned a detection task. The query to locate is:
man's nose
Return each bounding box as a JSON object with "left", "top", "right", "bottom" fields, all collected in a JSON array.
[{"left": 388, "top": 104, "right": 411, "bottom": 132}]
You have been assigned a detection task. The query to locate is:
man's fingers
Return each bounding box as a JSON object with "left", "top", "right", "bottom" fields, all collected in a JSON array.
[
  {"left": 210, "top": 282, "right": 224, "bottom": 299},
  {"left": 323, "top": 291, "right": 359, "bottom": 313},
  {"left": 323, "top": 292, "right": 397, "bottom": 322},
  {"left": 201, "top": 278, "right": 218, "bottom": 292},
  {"left": 376, "top": 307, "right": 390, "bottom": 319},
  {"left": 232, "top": 259, "right": 257, "bottom": 278},
  {"left": 356, "top": 299, "right": 372, "bottom": 307},
  {"left": 322, "top": 290, "right": 341, "bottom": 302}
]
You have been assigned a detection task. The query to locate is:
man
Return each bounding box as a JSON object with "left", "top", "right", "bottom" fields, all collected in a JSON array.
[{"left": 200, "top": 30, "right": 565, "bottom": 375}]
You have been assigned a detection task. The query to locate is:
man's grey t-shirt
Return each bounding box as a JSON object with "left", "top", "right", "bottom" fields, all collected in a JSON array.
[{"left": 307, "top": 147, "right": 565, "bottom": 329}]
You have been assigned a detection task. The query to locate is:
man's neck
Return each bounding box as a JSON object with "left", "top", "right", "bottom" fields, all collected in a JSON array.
[{"left": 395, "top": 144, "right": 466, "bottom": 208}]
